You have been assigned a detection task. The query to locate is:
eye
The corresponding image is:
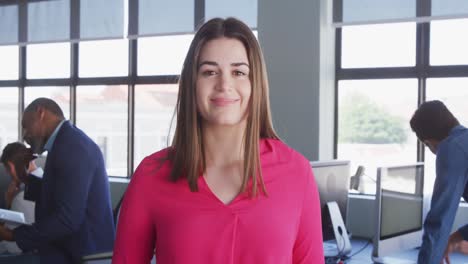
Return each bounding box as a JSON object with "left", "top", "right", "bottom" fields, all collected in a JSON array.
[
  {"left": 233, "top": 70, "right": 246, "bottom": 76},
  {"left": 201, "top": 70, "right": 217, "bottom": 76}
]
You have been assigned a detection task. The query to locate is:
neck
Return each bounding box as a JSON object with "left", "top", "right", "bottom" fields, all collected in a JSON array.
[
  {"left": 45, "top": 118, "right": 63, "bottom": 138},
  {"left": 42, "top": 117, "right": 64, "bottom": 147},
  {"left": 202, "top": 122, "right": 246, "bottom": 168}
]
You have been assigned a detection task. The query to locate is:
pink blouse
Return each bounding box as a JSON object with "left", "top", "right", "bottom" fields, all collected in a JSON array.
[{"left": 112, "top": 139, "right": 324, "bottom": 264}]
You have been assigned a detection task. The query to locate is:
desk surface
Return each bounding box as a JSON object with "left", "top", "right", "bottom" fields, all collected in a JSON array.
[{"left": 339, "top": 239, "right": 468, "bottom": 264}]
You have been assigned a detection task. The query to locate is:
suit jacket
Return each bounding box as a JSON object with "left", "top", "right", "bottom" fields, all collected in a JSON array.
[
  {"left": 14, "top": 121, "right": 115, "bottom": 264},
  {"left": 24, "top": 174, "right": 42, "bottom": 202}
]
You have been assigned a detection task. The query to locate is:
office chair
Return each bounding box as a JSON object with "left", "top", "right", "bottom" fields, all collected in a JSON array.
[
  {"left": 81, "top": 191, "right": 126, "bottom": 263},
  {"left": 349, "top": 166, "right": 364, "bottom": 191}
]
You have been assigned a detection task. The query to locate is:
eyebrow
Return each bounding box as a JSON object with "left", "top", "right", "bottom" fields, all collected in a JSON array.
[{"left": 198, "top": 61, "right": 250, "bottom": 69}]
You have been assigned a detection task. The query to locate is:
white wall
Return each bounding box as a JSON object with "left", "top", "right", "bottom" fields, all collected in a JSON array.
[{"left": 258, "top": 0, "right": 335, "bottom": 161}]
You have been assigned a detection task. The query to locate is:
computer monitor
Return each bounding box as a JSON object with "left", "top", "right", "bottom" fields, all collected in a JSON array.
[
  {"left": 310, "top": 160, "right": 351, "bottom": 241},
  {"left": 372, "top": 163, "right": 424, "bottom": 263}
]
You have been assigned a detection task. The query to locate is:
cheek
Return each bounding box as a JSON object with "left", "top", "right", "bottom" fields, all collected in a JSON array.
[
  {"left": 240, "top": 84, "right": 252, "bottom": 105},
  {"left": 195, "top": 84, "right": 206, "bottom": 112}
]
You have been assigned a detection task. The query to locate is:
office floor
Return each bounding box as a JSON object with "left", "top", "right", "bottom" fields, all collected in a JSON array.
[{"left": 339, "top": 239, "right": 468, "bottom": 264}]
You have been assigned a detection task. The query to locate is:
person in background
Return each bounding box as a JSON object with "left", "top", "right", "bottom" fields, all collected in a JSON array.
[
  {"left": 410, "top": 100, "right": 468, "bottom": 264},
  {"left": 0, "top": 142, "right": 38, "bottom": 254},
  {"left": 113, "top": 17, "right": 324, "bottom": 264},
  {"left": 0, "top": 98, "right": 115, "bottom": 264}
]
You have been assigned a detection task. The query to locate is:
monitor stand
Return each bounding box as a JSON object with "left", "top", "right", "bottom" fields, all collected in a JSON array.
[{"left": 326, "top": 201, "right": 352, "bottom": 256}]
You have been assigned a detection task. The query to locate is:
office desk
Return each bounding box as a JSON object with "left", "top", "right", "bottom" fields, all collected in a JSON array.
[{"left": 338, "top": 239, "right": 468, "bottom": 263}]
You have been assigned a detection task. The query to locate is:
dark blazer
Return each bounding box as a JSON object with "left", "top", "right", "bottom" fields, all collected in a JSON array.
[{"left": 14, "top": 121, "right": 115, "bottom": 264}]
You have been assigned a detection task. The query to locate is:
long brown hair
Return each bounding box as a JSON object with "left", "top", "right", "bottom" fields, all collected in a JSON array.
[{"left": 168, "top": 17, "right": 279, "bottom": 196}]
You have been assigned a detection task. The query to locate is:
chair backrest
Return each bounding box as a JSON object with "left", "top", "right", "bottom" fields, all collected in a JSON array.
[
  {"left": 108, "top": 178, "right": 129, "bottom": 227},
  {"left": 113, "top": 193, "right": 124, "bottom": 227}
]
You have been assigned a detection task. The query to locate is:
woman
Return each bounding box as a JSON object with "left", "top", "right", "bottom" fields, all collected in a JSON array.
[
  {"left": 0, "top": 142, "right": 39, "bottom": 254},
  {"left": 113, "top": 17, "right": 324, "bottom": 263}
]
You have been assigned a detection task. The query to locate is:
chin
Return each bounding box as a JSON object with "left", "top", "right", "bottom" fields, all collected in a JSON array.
[
  {"left": 202, "top": 112, "right": 248, "bottom": 127},
  {"left": 214, "top": 117, "right": 246, "bottom": 126},
  {"left": 31, "top": 142, "right": 45, "bottom": 154}
]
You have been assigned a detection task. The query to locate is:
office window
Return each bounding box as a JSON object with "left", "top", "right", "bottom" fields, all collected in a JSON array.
[
  {"left": 0, "top": 88, "right": 19, "bottom": 143},
  {"left": 138, "top": 35, "right": 193, "bottom": 76},
  {"left": 76, "top": 85, "right": 128, "bottom": 176},
  {"left": 0, "top": 5, "right": 18, "bottom": 44},
  {"left": 341, "top": 23, "right": 416, "bottom": 68},
  {"left": 0, "top": 46, "right": 18, "bottom": 80},
  {"left": 337, "top": 79, "right": 418, "bottom": 194},
  {"left": 79, "top": 39, "right": 128, "bottom": 77},
  {"left": 80, "top": 0, "right": 124, "bottom": 40},
  {"left": 430, "top": 19, "right": 468, "bottom": 66},
  {"left": 97, "top": 136, "right": 108, "bottom": 165},
  {"left": 339, "top": 0, "right": 416, "bottom": 25},
  {"left": 27, "top": 42, "right": 70, "bottom": 79},
  {"left": 138, "top": 0, "right": 194, "bottom": 35},
  {"left": 426, "top": 78, "right": 468, "bottom": 124},
  {"left": 205, "top": 0, "right": 257, "bottom": 28},
  {"left": 27, "top": 0, "right": 69, "bottom": 43},
  {"left": 25, "top": 86, "right": 70, "bottom": 119},
  {"left": 134, "top": 84, "right": 177, "bottom": 170}
]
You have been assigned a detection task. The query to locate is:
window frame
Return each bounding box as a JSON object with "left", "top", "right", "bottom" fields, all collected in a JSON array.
[
  {"left": 335, "top": 4, "right": 468, "bottom": 198},
  {"left": 0, "top": 0, "right": 210, "bottom": 178}
]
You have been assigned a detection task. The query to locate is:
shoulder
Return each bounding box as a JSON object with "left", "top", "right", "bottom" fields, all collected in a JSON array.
[
  {"left": 260, "top": 138, "right": 310, "bottom": 167},
  {"left": 260, "top": 139, "right": 312, "bottom": 185},
  {"left": 138, "top": 147, "right": 171, "bottom": 169},
  {"left": 438, "top": 132, "right": 468, "bottom": 159},
  {"left": 453, "top": 127, "right": 468, "bottom": 155},
  {"left": 55, "top": 122, "right": 100, "bottom": 154},
  {"left": 132, "top": 148, "right": 172, "bottom": 183}
]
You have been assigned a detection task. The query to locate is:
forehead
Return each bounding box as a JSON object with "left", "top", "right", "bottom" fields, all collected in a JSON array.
[{"left": 199, "top": 37, "right": 249, "bottom": 63}]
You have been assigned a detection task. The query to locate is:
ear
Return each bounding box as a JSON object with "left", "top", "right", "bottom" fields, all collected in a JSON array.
[{"left": 37, "top": 107, "right": 46, "bottom": 121}]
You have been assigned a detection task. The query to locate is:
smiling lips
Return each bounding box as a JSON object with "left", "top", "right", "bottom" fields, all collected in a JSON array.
[{"left": 210, "top": 98, "right": 239, "bottom": 106}]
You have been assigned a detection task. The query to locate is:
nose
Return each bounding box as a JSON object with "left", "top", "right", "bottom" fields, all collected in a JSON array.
[{"left": 216, "top": 72, "right": 233, "bottom": 92}]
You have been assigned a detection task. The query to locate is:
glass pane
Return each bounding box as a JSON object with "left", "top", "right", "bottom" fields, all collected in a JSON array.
[
  {"left": 138, "top": 35, "right": 193, "bottom": 76},
  {"left": 24, "top": 86, "right": 70, "bottom": 119},
  {"left": 432, "top": 0, "right": 468, "bottom": 17},
  {"left": 426, "top": 78, "right": 468, "bottom": 130},
  {"left": 0, "top": 46, "right": 18, "bottom": 80},
  {"left": 27, "top": 43, "right": 70, "bottom": 79},
  {"left": 134, "top": 84, "right": 177, "bottom": 170},
  {"left": 76, "top": 85, "right": 128, "bottom": 176},
  {"left": 0, "top": 88, "right": 19, "bottom": 146},
  {"left": 337, "top": 79, "right": 418, "bottom": 194},
  {"left": 28, "top": 0, "right": 69, "bottom": 42},
  {"left": 138, "top": 0, "right": 194, "bottom": 35},
  {"left": 430, "top": 19, "right": 468, "bottom": 66},
  {"left": 0, "top": 5, "right": 18, "bottom": 44},
  {"left": 205, "top": 0, "right": 257, "bottom": 28},
  {"left": 80, "top": 0, "right": 124, "bottom": 39},
  {"left": 339, "top": 0, "right": 415, "bottom": 24},
  {"left": 341, "top": 23, "right": 416, "bottom": 68},
  {"left": 79, "top": 39, "right": 128, "bottom": 77}
]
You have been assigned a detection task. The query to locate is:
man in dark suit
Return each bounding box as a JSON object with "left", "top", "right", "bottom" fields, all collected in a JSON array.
[{"left": 0, "top": 98, "right": 115, "bottom": 264}]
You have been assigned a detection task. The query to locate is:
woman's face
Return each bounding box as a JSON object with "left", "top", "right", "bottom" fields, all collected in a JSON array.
[{"left": 195, "top": 37, "right": 252, "bottom": 128}]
